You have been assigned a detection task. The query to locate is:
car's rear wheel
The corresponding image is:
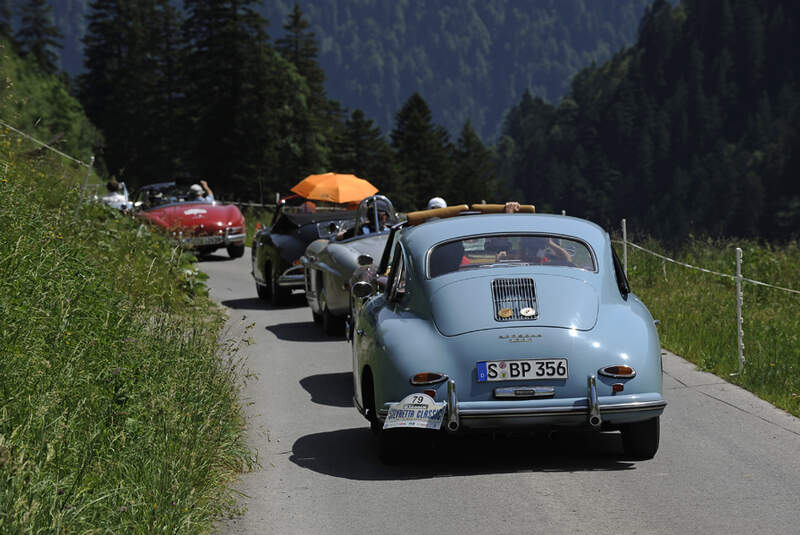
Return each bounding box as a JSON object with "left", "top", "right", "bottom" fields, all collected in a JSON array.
[
  {"left": 268, "top": 264, "right": 290, "bottom": 306},
  {"left": 621, "top": 416, "right": 660, "bottom": 460},
  {"left": 312, "top": 310, "right": 323, "bottom": 324},
  {"left": 227, "top": 244, "right": 245, "bottom": 258}
]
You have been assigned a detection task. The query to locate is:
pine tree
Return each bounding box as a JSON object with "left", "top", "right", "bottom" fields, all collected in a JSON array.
[
  {"left": 330, "top": 109, "right": 397, "bottom": 196},
  {"left": 16, "top": 0, "right": 63, "bottom": 74},
  {"left": 390, "top": 93, "right": 454, "bottom": 209},
  {"left": 275, "top": 3, "right": 330, "bottom": 177},
  {"left": 0, "top": 0, "right": 13, "bottom": 44},
  {"left": 453, "top": 121, "right": 502, "bottom": 204},
  {"left": 80, "top": 0, "right": 185, "bottom": 186}
]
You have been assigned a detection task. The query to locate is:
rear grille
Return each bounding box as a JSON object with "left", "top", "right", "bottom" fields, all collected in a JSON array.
[{"left": 491, "top": 278, "right": 538, "bottom": 321}]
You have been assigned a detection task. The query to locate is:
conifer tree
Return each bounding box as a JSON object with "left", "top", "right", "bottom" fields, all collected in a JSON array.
[
  {"left": 16, "top": 0, "right": 63, "bottom": 74},
  {"left": 330, "top": 109, "right": 397, "bottom": 196},
  {"left": 453, "top": 121, "right": 502, "bottom": 205},
  {"left": 275, "top": 3, "right": 330, "bottom": 177},
  {"left": 391, "top": 93, "right": 454, "bottom": 209},
  {"left": 80, "top": 0, "right": 184, "bottom": 186},
  {"left": 0, "top": 0, "right": 13, "bottom": 44}
]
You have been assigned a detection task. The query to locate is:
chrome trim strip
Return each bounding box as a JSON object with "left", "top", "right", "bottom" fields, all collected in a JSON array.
[
  {"left": 493, "top": 386, "right": 555, "bottom": 398},
  {"left": 587, "top": 375, "right": 601, "bottom": 427}
]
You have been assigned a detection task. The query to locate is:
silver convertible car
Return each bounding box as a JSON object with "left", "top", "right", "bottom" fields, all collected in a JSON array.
[
  {"left": 350, "top": 205, "right": 666, "bottom": 462},
  {"left": 303, "top": 195, "right": 399, "bottom": 335}
]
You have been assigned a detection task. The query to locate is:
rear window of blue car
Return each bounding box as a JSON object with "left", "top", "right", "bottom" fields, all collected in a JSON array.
[{"left": 427, "top": 234, "right": 596, "bottom": 278}]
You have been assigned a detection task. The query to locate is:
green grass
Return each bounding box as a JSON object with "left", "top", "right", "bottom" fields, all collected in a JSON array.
[
  {"left": 0, "top": 139, "right": 253, "bottom": 532},
  {"left": 619, "top": 238, "right": 800, "bottom": 417}
]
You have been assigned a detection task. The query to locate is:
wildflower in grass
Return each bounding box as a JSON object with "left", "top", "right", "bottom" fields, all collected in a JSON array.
[{"left": 120, "top": 505, "right": 127, "bottom": 512}]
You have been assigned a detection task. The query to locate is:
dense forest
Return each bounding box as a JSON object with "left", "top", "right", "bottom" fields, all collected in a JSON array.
[
  {"left": 498, "top": 0, "right": 799, "bottom": 240},
  {"left": 1, "top": 0, "right": 797, "bottom": 241},
  {"left": 44, "top": 0, "right": 653, "bottom": 140}
]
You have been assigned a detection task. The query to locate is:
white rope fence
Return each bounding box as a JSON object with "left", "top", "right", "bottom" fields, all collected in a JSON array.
[
  {"left": 615, "top": 218, "right": 800, "bottom": 375},
  {"left": 0, "top": 118, "right": 95, "bottom": 219}
]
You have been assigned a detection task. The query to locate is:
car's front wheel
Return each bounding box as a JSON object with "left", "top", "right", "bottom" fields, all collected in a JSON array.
[
  {"left": 320, "top": 288, "right": 344, "bottom": 336},
  {"left": 227, "top": 244, "right": 245, "bottom": 258},
  {"left": 255, "top": 281, "right": 269, "bottom": 300},
  {"left": 621, "top": 416, "right": 660, "bottom": 460}
]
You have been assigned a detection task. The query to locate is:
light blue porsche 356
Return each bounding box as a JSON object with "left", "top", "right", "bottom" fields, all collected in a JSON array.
[{"left": 349, "top": 204, "right": 666, "bottom": 462}]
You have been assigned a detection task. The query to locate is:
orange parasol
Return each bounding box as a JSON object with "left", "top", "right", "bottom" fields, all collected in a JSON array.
[{"left": 290, "top": 172, "right": 378, "bottom": 204}]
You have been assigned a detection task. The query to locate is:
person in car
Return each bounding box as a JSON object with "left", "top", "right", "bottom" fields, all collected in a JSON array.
[{"left": 188, "top": 180, "right": 214, "bottom": 202}]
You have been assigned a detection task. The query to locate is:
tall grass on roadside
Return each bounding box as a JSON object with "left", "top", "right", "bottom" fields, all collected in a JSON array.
[
  {"left": 620, "top": 238, "right": 800, "bottom": 417},
  {"left": 0, "top": 141, "right": 253, "bottom": 533}
]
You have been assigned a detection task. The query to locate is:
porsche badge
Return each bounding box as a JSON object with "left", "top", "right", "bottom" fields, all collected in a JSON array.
[{"left": 498, "top": 308, "right": 513, "bottom": 318}]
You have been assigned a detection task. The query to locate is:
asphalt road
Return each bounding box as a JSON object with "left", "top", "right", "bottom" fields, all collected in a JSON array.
[{"left": 203, "top": 252, "right": 800, "bottom": 535}]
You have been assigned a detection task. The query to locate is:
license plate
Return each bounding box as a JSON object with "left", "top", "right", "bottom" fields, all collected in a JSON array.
[
  {"left": 477, "top": 358, "right": 568, "bottom": 381},
  {"left": 187, "top": 235, "right": 222, "bottom": 246}
]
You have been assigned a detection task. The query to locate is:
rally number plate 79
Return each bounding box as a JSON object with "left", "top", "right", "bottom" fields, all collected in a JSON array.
[{"left": 477, "top": 358, "right": 568, "bottom": 382}]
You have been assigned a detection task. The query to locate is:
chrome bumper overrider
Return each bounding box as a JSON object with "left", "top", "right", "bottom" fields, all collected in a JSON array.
[
  {"left": 378, "top": 375, "right": 667, "bottom": 432},
  {"left": 278, "top": 265, "right": 305, "bottom": 287}
]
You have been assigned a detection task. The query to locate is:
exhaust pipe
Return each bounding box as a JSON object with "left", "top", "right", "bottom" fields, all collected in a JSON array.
[
  {"left": 447, "top": 379, "right": 460, "bottom": 433},
  {"left": 587, "top": 375, "right": 602, "bottom": 427}
]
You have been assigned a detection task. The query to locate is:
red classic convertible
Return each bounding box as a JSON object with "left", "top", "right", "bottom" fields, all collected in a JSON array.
[{"left": 133, "top": 182, "right": 246, "bottom": 258}]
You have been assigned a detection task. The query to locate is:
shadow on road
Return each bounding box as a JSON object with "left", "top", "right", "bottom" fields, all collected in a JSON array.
[
  {"left": 197, "top": 253, "right": 232, "bottom": 262},
  {"left": 266, "top": 321, "right": 343, "bottom": 342},
  {"left": 299, "top": 372, "right": 354, "bottom": 408},
  {"left": 290, "top": 427, "right": 635, "bottom": 480},
  {"left": 222, "top": 292, "right": 307, "bottom": 311}
]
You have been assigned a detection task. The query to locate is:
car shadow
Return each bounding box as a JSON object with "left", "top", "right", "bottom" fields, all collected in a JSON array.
[
  {"left": 197, "top": 253, "right": 234, "bottom": 262},
  {"left": 222, "top": 292, "right": 307, "bottom": 311},
  {"left": 266, "top": 321, "right": 341, "bottom": 342},
  {"left": 290, "top": 427, "right": 635, "bottom": 481},
  {"left": 299, "top": 372, "right": 354, "bottom": 408}
]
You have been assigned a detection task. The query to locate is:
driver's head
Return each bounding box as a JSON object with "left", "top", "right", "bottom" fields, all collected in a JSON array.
[
  {"left": 189, "top": 184, "right": 203, "bottom": 199},
  {"left": 368, "top": 199, "right": 393, "bottom": 226},
  {"left": 521, "top": 236, "right": 548, "bottom": 261}
]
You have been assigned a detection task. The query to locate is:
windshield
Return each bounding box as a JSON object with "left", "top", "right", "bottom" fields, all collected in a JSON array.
[
  {"left": 427, "top": 234, "right": 596, "bottom": 278},
  {"left": 135, "top": 184, "right": 211, "bottom": 209}
]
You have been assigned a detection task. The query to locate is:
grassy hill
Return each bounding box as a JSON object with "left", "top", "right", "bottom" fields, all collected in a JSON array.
[{"left": 0, "top": 129, "right": 251, "bottom": 532}]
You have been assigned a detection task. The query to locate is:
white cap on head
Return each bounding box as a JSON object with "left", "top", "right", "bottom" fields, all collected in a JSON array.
[
  {"left": 427, "top": 197, "right": 447, "bottom": 210},
  {"left": 189, "top": 184, "right": 203, "bottom": 195}
]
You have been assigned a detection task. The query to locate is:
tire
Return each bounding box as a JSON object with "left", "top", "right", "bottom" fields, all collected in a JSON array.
[
  {"left": 312, "top": 310, "right": 323, "bottom": 324},
  {"left": 621, "top": 417, "right": 660, "bottom": 460},
  {"left": 256, "top": 281, "right": 269, "bottom": 300},
  {"left": 227, "top": 244, "right": 245, "bottom": 258},
  {"left": 320, "top": 288, "right": 344, "bottom": 336},
  {"left": 268, "top": 264, "right": 290, "bottom": 306}
]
